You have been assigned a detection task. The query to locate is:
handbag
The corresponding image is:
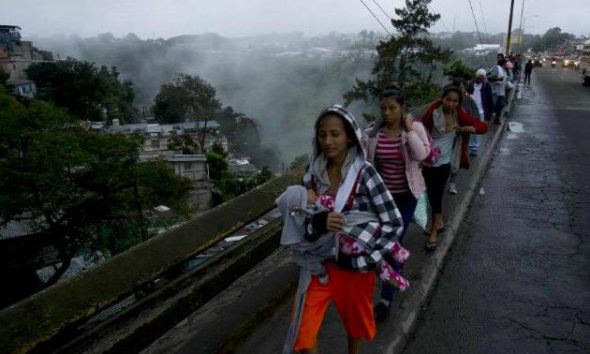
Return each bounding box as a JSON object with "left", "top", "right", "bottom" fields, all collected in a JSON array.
[
  {"left": 423, "top": 130, "right": 441, "bottom": 165},
  {"left": 412, "top": 192, "right": 429, "bottom": 230}
]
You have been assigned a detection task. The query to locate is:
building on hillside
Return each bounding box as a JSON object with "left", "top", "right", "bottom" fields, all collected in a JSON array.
[
  {"left": 105, "top": 120, "right": 224, "bottom": 211},
  {"left": 0, "top": 25, "right": 53, "bottom": 97},
  {"left": 104, "top": 119, "right": 228, "bottom": 156},
  {"left": 465, "top": 44, "right": 504, "bottom": 56}
]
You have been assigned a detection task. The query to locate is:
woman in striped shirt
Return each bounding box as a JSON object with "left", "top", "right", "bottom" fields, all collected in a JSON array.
[{"left": 363, "top": 86, "right": 431, "bottom": 320}]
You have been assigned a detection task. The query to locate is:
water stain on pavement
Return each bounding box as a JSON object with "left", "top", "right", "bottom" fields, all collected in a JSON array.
[{"left": 507, "top": 121, "right": 525, "bottom": 133}]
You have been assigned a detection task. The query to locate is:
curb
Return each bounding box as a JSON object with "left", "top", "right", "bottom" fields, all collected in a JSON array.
[{"left": 384, "top": 98, "right": 513, "bottom": 354}]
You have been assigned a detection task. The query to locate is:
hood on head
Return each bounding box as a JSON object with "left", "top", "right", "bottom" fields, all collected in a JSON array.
[{"left": 312, "top": 104, "right": 365, "bottom": 159}]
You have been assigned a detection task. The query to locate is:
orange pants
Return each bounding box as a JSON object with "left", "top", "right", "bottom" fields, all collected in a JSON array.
[{"left": 293, "top": 262, "right": 376, "bottom": 351}]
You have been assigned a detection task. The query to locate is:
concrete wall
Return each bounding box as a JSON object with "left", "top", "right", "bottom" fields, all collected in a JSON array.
[{"left": 0, "top": 169, "right": 302, "bottom": 354}]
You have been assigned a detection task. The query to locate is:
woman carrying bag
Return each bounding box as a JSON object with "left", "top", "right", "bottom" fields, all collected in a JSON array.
[
  {"left": 420, "top": 85, "right": 488, "bottom": 251},
  {"left": 362, "top": 86, "right": 430, "bottom": 320}
]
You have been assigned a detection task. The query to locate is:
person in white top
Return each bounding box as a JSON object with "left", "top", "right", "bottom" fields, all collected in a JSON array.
[
  {"left": 467, "top": 69, "right": 494, "bottom": 156},
  {"left": 487, "top": 57, "right": 507, "bottom": 124}
]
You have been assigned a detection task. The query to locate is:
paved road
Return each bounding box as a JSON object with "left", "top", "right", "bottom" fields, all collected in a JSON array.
[{"left": 403, "top": 67, "right": 590, "bottom": 353}]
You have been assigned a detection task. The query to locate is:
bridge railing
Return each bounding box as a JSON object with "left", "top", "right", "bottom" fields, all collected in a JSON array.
[{"left": 0, "top": 169, "right": 302, "bottom": 354}]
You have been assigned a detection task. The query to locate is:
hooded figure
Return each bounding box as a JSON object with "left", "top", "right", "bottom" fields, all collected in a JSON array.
[{"left": 279, "top": 104, "right": 404, "bottom": 353}]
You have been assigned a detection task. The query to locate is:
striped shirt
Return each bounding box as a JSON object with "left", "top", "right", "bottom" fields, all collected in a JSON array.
[{"left": 375, "top": 132, "right": 409, "bottom": 194}]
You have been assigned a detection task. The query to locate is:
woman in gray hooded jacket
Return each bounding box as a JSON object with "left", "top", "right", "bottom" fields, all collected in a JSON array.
[{"left": 288, "top": 104, "right": 403, "bottom": 354}]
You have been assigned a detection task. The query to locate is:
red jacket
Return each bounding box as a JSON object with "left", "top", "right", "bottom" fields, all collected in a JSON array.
[{"left": 421, "top": 100, "right": 488, "bottom": 169}]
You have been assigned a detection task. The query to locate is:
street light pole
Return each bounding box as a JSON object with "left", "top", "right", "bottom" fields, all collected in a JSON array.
[{"left": 506, "top": 0, "right": 516, "bottom": 55}]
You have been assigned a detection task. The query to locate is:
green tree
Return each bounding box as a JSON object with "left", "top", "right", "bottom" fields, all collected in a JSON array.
[
  {"left": 0, "top": 70, "right": 8, "bottom": 87},
  {"left": 0, "top": 92, "right": 191, "bottom": 290},
  {"left": 167, "top": 131, "right": 200, "bottom": 154},
  {"left": 344, "top": 0, "right": 452, "bottom": 120},
  {"left": 153, "top": 74, "right": 222, "bottom": 152},
  {"left": 443, "top": 59, "right": 476, "bottom": 81},
  {"left": 153, "top": 74, "right": 221, "bottom": 124},
  {"left": 25, "top": 58, "right": 138, "bottom": 122},
  {"left": 206, "top": 142, "right": 228, "bottom": 180}
]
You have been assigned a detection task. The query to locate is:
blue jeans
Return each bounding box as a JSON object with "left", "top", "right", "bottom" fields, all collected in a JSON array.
[
  {"left": 493, "top": 94, "right": 506, "bottom": 117},
  {"left": 380, "top": 191, "right": 418, "bottom": 303}
]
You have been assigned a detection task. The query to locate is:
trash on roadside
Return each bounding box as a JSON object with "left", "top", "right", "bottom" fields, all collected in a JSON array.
[{"left": 225, "top": 235, "right": 248, "bottom": 242}]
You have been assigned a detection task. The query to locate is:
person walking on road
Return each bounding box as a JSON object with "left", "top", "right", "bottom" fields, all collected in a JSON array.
[
  {"left": 290, "top": 104, "right": 403, "bottom": 354},
  {"left": 447, "top": 78, "right": 482, "bottom": 195},
  {"left": 362, "top": 86, "right": 430, "bottom": 321},
  {"left": 524, "top": 59, "right": 534, "bottom": 86},
  {"left": 487, "top": 58, "right": 508, "bottom": 124},
  {"left": 420, "top": 86, "right": 488, "bottom": 251},
  {"left": 467, "top": 70, "right": 493, "bottom": 157}
]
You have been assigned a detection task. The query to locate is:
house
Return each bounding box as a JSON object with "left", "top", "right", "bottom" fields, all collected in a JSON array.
[{"left": 0, "top": 25, "right": 53, "bottom": 97}]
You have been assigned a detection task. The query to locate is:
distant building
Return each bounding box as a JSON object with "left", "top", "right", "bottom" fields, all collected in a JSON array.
[
  {"left": 466, "top": 44, "right": 504, "bottom": 56},
  {"left": 105, "top": 119, "right": 228, "bottom": 156},
  {"left": 0, "top": 25, "right": 53, "bottom": 97}
]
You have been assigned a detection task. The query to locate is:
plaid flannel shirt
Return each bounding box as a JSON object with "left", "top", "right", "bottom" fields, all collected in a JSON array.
[{"left": 303, "top": 161, "right": 404, "bottom": 272}]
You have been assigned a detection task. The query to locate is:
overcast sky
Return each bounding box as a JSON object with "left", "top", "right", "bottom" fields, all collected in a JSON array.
[{"left": 3, "top": 0, "right": 589, "bottom": 39}]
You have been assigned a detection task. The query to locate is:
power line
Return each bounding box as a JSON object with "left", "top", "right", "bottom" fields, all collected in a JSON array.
[
  {"left": 428, "top": 4, "right": 451, "bottom": 33},
  {"left": 371, "top": 0, "right": 393, "bottom": 20},
  {"left": 467, "top": 0, "right": 490, "bottom": 67},
  {"left": 358, "top": 0, "right": 393, "bottom": 36},
  {"left": 477, "top": 0, "right": 491, "bottom": 43}
]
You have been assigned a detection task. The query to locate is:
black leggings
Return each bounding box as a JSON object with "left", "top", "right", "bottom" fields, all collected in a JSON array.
[{"left": 422, "top": 164, "right": 451, "bottom": 214}]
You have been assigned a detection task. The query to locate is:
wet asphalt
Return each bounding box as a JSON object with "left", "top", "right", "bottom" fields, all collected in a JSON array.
[{"left": 403, "top": 67, "right": 590, "bottom": 353}]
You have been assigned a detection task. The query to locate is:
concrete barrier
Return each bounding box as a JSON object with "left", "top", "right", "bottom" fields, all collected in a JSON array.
[{"left": 0, "top": 169, "right": 302, "bottom": 354}]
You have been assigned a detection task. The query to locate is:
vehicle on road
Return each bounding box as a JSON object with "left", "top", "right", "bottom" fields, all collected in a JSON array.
[
  {"left": 532, "top": 57, "right": 543, "bottom": 67},
  {"left": 551, "top": 57, "right": 557, "bottom": 68},
  {"left": 562, "top": 56, "right": 577, "bottom": 68},
  {"left": 574, "top": 56, "right": 582, "bottom": 70}
]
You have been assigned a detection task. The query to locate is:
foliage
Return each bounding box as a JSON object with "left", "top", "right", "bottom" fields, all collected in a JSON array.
[
  {"left": 25, "top": 58, "right": 138, "bottom": 122},
  {"left": 0, "top": 92, "right": 191, "bottom": 285},
  {"left": 153, "top": 73, "right": 221, "bottom": 124},
  {"left": 0, "top": 70, "right": 8, "bottom": 87},
  {"left": 443, "top": 60, "right": 476, "bottom": 81},
  {"left": 289, "top": 154, "right": 309, "bottom": 170},
  {"left": 206, "top": 143, "right": 228, "bottom": 180},
  {"left": 532, "top": 27, "right": 576, "bottom": 53},
  {"left": 344, "top": 0, "right": 452, "bottom": 120},
  {"left": 167, "top": 131, "right": 200, "bottom": 154}
]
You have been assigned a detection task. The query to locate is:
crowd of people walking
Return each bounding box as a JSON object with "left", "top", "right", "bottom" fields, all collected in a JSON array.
[{"left": 277, "top": 53, "right": 519, "bottom": 354}]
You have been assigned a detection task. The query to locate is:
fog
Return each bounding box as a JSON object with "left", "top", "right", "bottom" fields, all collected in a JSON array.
[{"left": 30, "top": 32, "right": 376, "bottom": 163}]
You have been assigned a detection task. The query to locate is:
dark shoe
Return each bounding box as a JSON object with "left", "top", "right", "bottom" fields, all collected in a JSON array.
[
  {"left": 494, "top": 118, "right": 501, "bottom": 125},
  {"left": 374, "top": 302, "right": 390, "bottom": 322}
]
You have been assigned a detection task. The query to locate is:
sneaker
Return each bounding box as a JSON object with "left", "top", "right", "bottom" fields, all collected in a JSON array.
[
  {"left": 469, "top": 150, "right": 479, "bottom": 157},
  {"left": 449, "top": 182, "right": 458, "bottom": 195},
  {"left": 374, "top": 302, "right": 390, "bottom": 322},
  {"left": 494, "top": 118, "right": 501, "bottom": 125}
]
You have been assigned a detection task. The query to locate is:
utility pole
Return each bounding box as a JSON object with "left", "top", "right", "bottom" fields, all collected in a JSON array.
[
  {"left": 505, "top": 0, "right": 516, "bottom": 55},
  {"left": 516, "top": 0, "right": 526, "bottom": 55}
]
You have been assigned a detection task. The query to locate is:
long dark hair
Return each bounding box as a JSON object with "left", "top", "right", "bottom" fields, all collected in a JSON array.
[
  {"left": 379, "top": 85, "right": 408, "bottom": 129},
  {"left": 441, "top": 85, "right": 463, "bottom": 106}
]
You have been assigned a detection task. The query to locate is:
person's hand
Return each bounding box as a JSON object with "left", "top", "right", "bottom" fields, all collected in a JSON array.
[
  {"left": 306, "top": 189, "right": 318, "bottom": 204},
  {"left": 404, "top": 115, "right": 414, "bottom": 132},
  {"left": 326, "top": 212, "right": 345, "bottom": 232}
]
